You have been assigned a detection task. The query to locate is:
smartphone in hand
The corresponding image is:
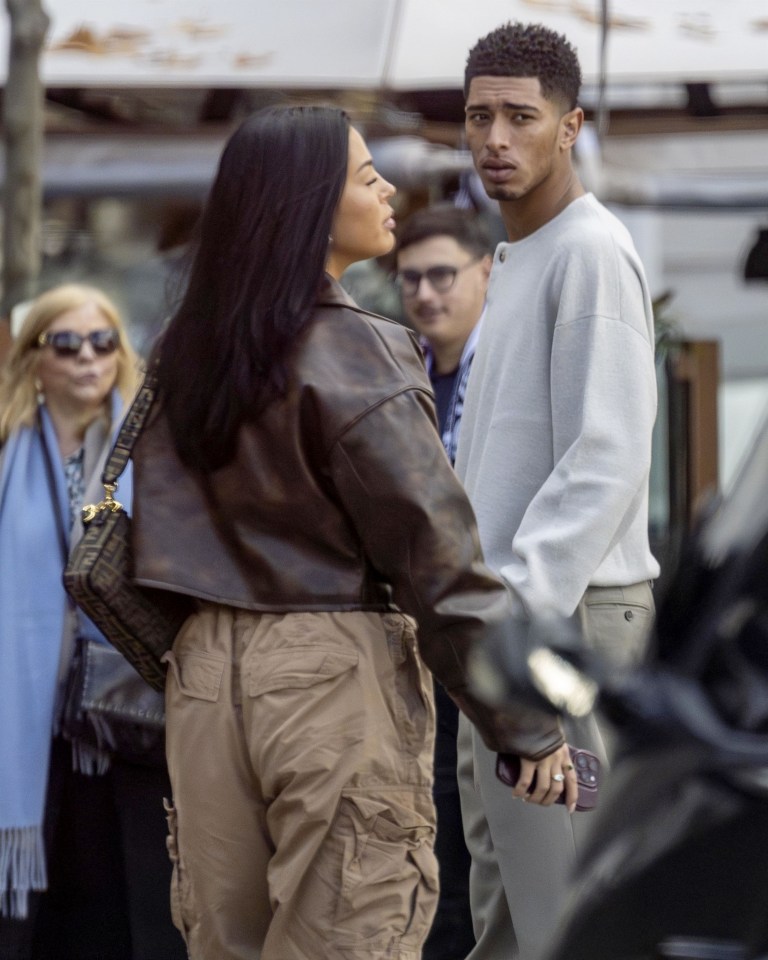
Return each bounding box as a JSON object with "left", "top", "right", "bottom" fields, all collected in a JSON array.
[{"left": 495, "top": 745, "right": 601, "bottom": 811}]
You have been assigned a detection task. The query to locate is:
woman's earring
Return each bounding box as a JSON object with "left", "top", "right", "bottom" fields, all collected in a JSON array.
[
  {"left": 328, "top": 235, "right": 334, "bottom": 245},
  {"left": 34, "top": 377, "right": 44, "bottom": 405}
]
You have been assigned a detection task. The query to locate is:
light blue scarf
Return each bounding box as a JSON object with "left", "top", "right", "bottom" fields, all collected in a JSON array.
[{"left": 0, "top": 393, "right": 131, "bottom": 918}]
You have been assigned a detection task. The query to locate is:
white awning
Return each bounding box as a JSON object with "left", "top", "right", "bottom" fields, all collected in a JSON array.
[{"left": 1, "top": 0, "right": 767, "bottom": 91}]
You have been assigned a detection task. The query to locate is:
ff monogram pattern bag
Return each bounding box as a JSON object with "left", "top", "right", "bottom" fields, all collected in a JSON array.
[{"left": 64, "top": 365, "right": 193, "bottom": 692}]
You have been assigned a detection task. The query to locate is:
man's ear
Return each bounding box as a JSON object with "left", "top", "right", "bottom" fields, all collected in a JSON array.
[
  {"left": 560, "top": 107, "right": 584, "bottom": 151},
  {"left": 481, "top": 253, "right": 493, "bottom": 281}
]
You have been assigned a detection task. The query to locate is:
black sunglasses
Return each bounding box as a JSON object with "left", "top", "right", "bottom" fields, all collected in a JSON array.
[
  {"left": 37, "top": 329, "right": 121, "bottom": 358},
  {"left": 395, "top": 257, "right": 483, "bottom": 298}
]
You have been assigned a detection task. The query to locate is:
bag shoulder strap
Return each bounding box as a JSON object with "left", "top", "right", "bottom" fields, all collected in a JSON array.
[
  {"left": 101, "top": 361, "right": 158, "bottom": 488},
  {"left": 37, "top": 407, "right": 70, "bottom": 566}
]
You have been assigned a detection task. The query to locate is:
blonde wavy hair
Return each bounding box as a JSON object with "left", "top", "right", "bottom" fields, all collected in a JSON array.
[{"left": 0, "top": 284, "right": 141, "bottom": 443}]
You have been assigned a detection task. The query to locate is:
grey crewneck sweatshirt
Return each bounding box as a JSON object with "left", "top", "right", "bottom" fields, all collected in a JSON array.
[{"left": 455, "top": 193, "right": 660, "bottom": 618}]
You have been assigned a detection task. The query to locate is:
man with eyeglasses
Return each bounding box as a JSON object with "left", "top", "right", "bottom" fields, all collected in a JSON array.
[
  {"left": 395, "top": 205, "right": 492, "bottom": 467},
  {"left": 394, "top": 204, "right": 492, "bottom": 960}
]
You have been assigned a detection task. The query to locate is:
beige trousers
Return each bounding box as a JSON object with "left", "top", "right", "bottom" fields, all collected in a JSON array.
[
  {"left": 458, "top": 580, "right": 655, "bottom": 960},
  {"left": 163, "top": 606, "right": 438, "bottom": 960},
  {"left": 577, "top": 581, "right": 656, "bottom": 675}
]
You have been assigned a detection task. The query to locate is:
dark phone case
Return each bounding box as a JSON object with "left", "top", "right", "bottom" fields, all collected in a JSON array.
[{"left": 496, "top": 746, "right": 601, "bottom": 811}]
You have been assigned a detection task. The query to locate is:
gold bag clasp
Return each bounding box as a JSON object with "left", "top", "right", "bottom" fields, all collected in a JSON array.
[{"left": 81, "top": 482, "right": 123, "bottom": 524}]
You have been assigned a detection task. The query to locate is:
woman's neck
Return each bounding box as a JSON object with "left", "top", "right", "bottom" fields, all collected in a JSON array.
[{"left": 46, "top": 404, "right": 101, "bottom": 458}]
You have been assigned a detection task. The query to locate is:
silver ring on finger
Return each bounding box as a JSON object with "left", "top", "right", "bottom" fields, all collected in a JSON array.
[{"left": 552, "top": 773, "right": 565, "bottom": 782}]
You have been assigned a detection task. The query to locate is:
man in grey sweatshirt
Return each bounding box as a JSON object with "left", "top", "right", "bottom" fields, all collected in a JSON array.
[{"left": 455, "top": 21, "right": 660, "bottom": 960}]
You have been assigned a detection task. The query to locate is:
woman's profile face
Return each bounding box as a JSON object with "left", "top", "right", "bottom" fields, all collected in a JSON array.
[
  {"left": 326, "top": 127, "right": 397, "bottom": 279},
  {"left": 35, "top": 302, "right": 120, "bottom": 419}
]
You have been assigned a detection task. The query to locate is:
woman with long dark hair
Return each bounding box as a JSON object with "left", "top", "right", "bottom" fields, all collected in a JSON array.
[{"left": 131, "top": 104, "right": 574, "bottom": 960}]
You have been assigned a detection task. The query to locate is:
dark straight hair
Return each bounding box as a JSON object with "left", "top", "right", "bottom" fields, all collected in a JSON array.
[{"left": 158, "top": 104, "right": 350, "bottom": 472}]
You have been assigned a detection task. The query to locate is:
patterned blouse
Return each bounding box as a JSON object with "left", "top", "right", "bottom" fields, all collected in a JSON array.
[{"left": 63, "top": 447, "right": 85, "bottom": 530}]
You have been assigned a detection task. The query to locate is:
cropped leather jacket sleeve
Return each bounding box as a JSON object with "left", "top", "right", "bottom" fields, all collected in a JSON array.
[{"left": 327, "top": 383, "right": 563, "bottom": 759}]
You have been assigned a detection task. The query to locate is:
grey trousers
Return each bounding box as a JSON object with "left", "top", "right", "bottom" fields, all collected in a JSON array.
[
  {"left": 458, "top": 581, "right": 654, "bottom": 960},
  {"left": 163, "top": 606, "right": 438, "bottom": 960}
]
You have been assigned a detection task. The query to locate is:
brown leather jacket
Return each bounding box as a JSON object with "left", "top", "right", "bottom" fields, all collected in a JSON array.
[{"left": 132, "top": 277, "right": 563, "bottom": 759}]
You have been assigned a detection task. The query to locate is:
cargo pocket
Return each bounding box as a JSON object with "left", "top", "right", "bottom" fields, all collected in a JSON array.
[
  {"left": 164, "top": 798, "right": 193, "bottom": 944},
  {"left": 383, "top": 614, "right": 433, "bottom": 755},
  {"left": 163, "top": 650, "right": 225, "bottom": 701},
  {"left": 331, "top": 792, "right": 438, "bottom": 948},
  {"left": 244, "top": 644, "right": 362, "bottom": 777},
  {"left": 247, "top": 647, "right": 359, "bottom": 698}
]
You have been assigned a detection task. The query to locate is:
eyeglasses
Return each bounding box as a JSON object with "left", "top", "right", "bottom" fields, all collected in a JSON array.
[
  {"left": 37, "top": 329, "right": 121, "bottom": 358},
  {"left": 395, "top": 257, "right": 483, "bottom": 298}
]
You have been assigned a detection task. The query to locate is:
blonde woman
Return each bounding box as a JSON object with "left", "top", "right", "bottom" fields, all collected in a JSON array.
[{"left": 0, "top": 285, "right": 185, "bottom": 960}]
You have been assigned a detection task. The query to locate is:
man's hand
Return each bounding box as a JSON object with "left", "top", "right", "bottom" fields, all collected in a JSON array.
[{"left": 505, "top": 744, "right": 579, "bottom": 813}]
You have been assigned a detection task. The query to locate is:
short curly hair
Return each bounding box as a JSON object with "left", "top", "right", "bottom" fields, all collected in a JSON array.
[{"left": 464, "top": 21, "right": 582, "bottom": 110}]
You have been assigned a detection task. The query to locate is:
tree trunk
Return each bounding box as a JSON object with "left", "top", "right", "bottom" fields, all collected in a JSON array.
[{"left": 2, "top": 0, "right": 49, "bottom": 317}]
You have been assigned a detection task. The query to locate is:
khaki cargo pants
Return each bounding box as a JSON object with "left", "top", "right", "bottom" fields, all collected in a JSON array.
[{"left": 162, "top": 606, "right": 438, "bottom": 960}]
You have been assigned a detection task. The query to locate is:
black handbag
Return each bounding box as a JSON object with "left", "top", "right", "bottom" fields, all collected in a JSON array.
[
  {"left": 63, "top": 364, "right": 193, "bottom": 692},
  {"left": 62, "top": 637, "right": 166, "bottom": 767}
]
